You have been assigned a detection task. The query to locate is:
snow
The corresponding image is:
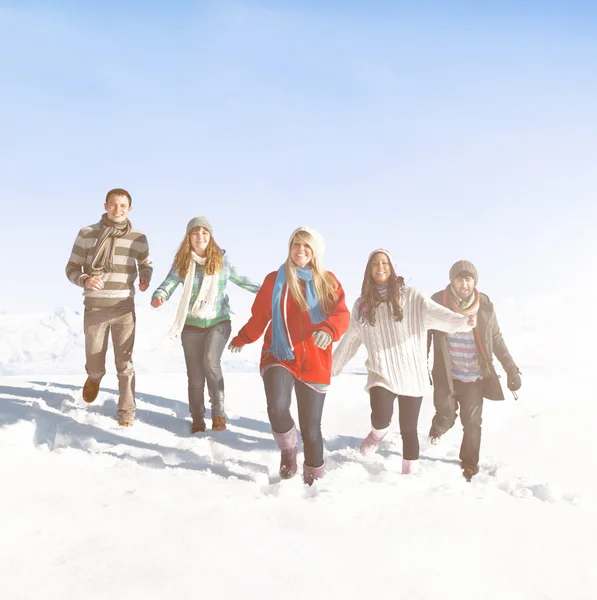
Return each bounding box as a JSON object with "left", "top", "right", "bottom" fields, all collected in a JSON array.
[{"left": 1, "top": 305, "right": 596, "bottom": 599}]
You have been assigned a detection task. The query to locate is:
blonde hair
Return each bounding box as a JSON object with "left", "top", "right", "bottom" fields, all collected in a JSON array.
[
  {"left": 284, "top": 230, "right": 338, "bottom": 314},
  {"left": 173, "top": 227, "right": 224, "bottom": 277}
]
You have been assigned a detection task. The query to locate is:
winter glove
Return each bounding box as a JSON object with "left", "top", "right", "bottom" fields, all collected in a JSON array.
[
  {"left": 313, "top": 330, "right": 332, "bottom": 350},
  {"left": 505, "top": 364, "right": 522, "bottom": 392},
  {"left": 228, "top": 342, "right": 243, "bottom": 354}
]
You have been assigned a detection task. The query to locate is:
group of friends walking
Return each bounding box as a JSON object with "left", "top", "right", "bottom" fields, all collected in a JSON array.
[{"left": 66, "top": 188, "right": 522, "bottom": 485}]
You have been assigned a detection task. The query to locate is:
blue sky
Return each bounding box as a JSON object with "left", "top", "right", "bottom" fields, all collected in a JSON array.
[{"left": 1, "top": 1, "right": 596, "bottom": 314}]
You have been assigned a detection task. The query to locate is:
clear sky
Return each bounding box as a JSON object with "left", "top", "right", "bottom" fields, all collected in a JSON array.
[{"left": 1, "top": 0, "right": 596, "bottom": 315}]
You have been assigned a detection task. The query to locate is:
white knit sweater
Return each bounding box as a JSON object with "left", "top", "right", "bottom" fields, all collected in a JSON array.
[{"left": 332, "top": 287, "right": 471, "bottom": 397}]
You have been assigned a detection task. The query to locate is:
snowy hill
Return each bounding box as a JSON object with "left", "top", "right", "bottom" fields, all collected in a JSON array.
[
  {"left": 1, "top": 302, "right": 596, "bottom": 599},
  {"left": 0, "top": 292, "right": 586, "bottom": 378},
  {"left": 0, "top": 305, "right": 265, "bottom": 376}
]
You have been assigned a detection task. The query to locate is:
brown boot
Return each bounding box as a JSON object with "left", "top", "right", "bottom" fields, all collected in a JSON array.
[
  {"left": 118, "top": 410, "right": 135, "bottom": 427},
  {"left": 212, "top": 416, "right": 226, "bottom": 431},
  {"left": 191, "top": 420, "right": 207, "bottom": 434},
  {"left": 82, "top": 377, "right": 100, "bottom": 403}
]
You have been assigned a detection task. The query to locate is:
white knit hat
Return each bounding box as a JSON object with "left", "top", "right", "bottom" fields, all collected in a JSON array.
[
  {"left": 367, "top": 248, "right": 398, "bottom": 271},
  {"left": 288, "top": 226, "right": 325, "bottom": 260}
]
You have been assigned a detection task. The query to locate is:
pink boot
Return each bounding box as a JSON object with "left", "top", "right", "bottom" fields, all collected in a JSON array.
[
  {"left": 402, "top": 459, "right": 419, "bottom": 475},
  {"left": 272, "top": 426, "right": 298, "bottom": 479},
  {"left": 303, "top": 463, "right": 325, "bottom": 486},
  {"left": 359, "top": 426, "right": 389, "bottom": 456}
]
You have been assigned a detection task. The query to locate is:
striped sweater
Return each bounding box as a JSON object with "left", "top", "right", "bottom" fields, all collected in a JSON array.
[
  {"left": 65, "top": 221, "right": 153, "bottom": 308},
  {"left": 151, "top": 252, "right": 261, "bottom": 329},
  {"left": 332, "top": 287, "right": 471, "bottom": 397}
]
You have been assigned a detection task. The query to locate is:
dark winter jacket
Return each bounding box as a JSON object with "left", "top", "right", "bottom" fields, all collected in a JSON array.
[{"left": 427, "top": 290, "right": 517, "bottom": 401}]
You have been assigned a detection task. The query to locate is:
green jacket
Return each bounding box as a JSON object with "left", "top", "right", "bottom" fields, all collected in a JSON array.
[{"left": 152, "top": 252, "right": 260, "bottom": 328}]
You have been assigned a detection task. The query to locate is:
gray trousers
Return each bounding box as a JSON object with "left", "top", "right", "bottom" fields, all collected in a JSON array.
[
  {"left": 84, "top": 305, "right": 136, "bottom": 420},
  {"left": 181, "top": 320, "right": 232, "bottom": 422}
]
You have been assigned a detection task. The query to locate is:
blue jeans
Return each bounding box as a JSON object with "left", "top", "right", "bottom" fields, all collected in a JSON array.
[
  {"left": 180, "top": 320, "right": 232, "bottom": 422},
  {"left": 263, "top": 366, "right": 326, "bottom": 468}
]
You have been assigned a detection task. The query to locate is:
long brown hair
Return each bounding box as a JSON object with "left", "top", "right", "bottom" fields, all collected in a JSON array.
[
  {"left": 284, "top": 230, "right": 339, "bottom": 314},
  {"left": 173, "top": 227, "right": 224, "bottom": 277},
  {"left": 360, "top": 251, "right": 404, "bottom": 326}
]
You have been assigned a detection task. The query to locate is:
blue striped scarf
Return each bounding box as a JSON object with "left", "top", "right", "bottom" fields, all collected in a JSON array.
[
  {"left": 357, "top": 285, "right": 388, "bottom": 321},
  {"left": 269, "top": 265, "right": 327, "bottom": 360}
]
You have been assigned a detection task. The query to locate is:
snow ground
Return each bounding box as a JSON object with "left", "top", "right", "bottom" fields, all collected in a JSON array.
[{"left": 1, "top": 363, "right": 595, "bottom": 600}]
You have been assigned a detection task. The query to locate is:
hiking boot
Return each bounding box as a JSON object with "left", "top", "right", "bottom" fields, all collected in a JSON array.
[
  {"left": 462, "top": 466, "right": 478, "bottom": 482},
  {"left": 82, "top": 377, "right": 100, "bottom": 403},
  {"left": 212, "top": 415, "right": 226, "bottom": 431},
  {"left": 117, "top": 409, "right": 135, "bottom": 427},
  {"left": 191, "top": 420, "right": 207, "bottom": 434}
]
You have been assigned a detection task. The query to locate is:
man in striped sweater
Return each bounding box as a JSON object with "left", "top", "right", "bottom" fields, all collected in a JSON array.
[
  {"left": 428, "top": 260, "right": 521, "bottom": 481},
  {"left": 65, "top": 188, "right": 153, "bottom": 426}
]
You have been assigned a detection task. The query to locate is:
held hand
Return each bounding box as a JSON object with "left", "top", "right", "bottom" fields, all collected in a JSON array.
[
  {"left": 313, "top": 330, "right": 332, "bottom": 350},
  {"left": 467, "top": 313, "right": 477, "bottom": 327},
  {"left": 139, "top": 276, "right": 149, "bottom": 292},
  {"left": 151, "top": 296, "right": 164, "bottom": 308},
  {"left": 228, "top": 342, "right": 243, "bottom": 354},
  {"left": 84, "top": 276, "right": 104, "bottom": 291}
]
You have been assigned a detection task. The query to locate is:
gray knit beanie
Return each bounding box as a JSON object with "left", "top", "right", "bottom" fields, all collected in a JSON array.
[
  {"left": 449, "top": 260, "right": 479, "bottom": 284},
  {"left": 186, "top": 216, "right": 213, "bottom": 235}
]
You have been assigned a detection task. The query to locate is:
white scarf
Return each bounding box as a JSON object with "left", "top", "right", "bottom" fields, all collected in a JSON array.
[{"left": 168, "top": 252, "right": 220, "bottom": 339}]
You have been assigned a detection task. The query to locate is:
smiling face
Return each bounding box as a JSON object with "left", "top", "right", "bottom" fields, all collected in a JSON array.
[
  {"left": 104, "top": 194, "right": 131, "bottom": 223},
  {"left": 290, "top": 237, "right": 313, "bottom": 268},
  {"left": 189, "top": 226, "right": 211, "bottom": 256},
  {"left": 452, "top": 275, "right": 476, "bottom": 299},
  {"left": 370, "top": 252, "right": 393, "bottom": 285}
]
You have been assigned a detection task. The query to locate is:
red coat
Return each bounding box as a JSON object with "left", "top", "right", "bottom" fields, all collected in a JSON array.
[{"left": 231, "top": 271, "right": 350, "bottom": 384}]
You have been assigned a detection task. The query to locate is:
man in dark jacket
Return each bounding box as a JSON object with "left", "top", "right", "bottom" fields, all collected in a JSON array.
[{"left": 428, "top": 260, "right": 521, "bottom": 481}]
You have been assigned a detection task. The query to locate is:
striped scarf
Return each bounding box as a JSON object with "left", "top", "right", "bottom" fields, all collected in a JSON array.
[
  {"left": 375, "top": 285, "right": 388, "bottom": 299},
  {"left": 90, "top": 214, "right": 132, "bottom": 276},
  {"left": 357, "top": 284, "right": 390, "bottom": 322},
  {"left": 269, "top": 265, "right": 326, "bottom": 361},
  {"left": 446, "top": 285, "right": 480, "bottom": 315}
]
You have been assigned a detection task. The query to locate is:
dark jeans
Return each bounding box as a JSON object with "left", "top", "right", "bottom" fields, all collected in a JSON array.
[
  {"left": 263, "top": 366, "right": 326, "bottom": 468},
  {"left": 180, "top": 320, "right": 232, "bottom": 422},
  {"left": 431, "top": 379, "right": 484, "bottom": 471},
  {"left": 369, "top": 386, "right": 423, "bottom": 460}
]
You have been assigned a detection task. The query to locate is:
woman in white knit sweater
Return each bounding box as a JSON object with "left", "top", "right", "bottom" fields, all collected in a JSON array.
[{"left": 332, "top": 249, "right": 475, "bottom": 474}]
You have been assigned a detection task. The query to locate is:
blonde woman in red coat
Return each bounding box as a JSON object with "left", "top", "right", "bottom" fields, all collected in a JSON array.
[{"left": 228, "top": 227, "right": 350, "bottom": 485}]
